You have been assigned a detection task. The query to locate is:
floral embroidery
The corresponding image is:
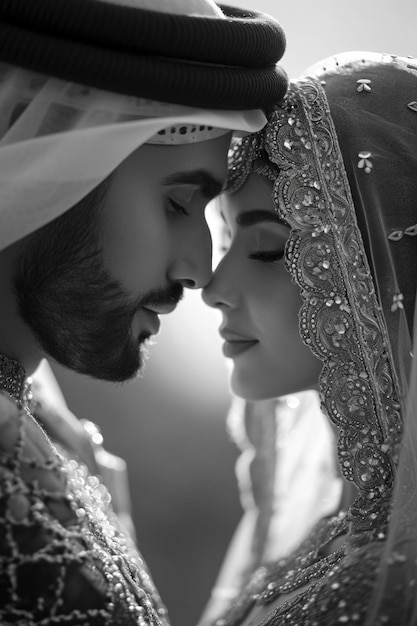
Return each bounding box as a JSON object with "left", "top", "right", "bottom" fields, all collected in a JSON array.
[
  {"left": 357, "top": 78, "right": 372, "bottom": 92},
  {"left": 388, "top": 223, "right": 417, "bottom": 240},
  {"left": 391, "top": 293, "right": 404, "bottom": 311},
  {"left": 266, "top": 82, "right": 402, "bottom": 551},
  {"left": 358, "top": 151, "right": 373, "bottom": 172}
]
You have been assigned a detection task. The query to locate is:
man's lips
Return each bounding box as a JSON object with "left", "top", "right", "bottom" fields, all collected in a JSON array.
[
  {"left": 137, "top": 302, "right": 179, "bottom": 339},
  {"left": 143, "top": 301, "right": 178, "bottom": 315},
  {"left": 140, "top": 309, "right": 162, "bottom": 336},
  {"left": 220, "top": 328, "right": 258, "bottom": 358},
  {"left": 141, "top": 302, "right": 177, "bottom": 335}
]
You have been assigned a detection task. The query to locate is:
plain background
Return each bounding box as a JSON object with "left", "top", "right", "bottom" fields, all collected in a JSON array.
[{"left": 52, "top": 2, "right": 417, "bottom": 625}]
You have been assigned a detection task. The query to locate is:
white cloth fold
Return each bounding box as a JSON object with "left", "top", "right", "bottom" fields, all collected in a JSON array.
[{"left": 0, "top": 64, "right": 266, "bottom": 251}]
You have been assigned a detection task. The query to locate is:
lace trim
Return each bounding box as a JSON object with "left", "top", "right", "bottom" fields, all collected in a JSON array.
[
  {"left": 227, "top": 132, "right": 264, "bottom": 193},
  {"left": 265, "top": 79, "right": 403, "bottom": 546}
]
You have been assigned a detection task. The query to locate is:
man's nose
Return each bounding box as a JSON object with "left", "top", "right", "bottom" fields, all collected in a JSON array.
[{"left": 168, "top": 225, "right": 213, "bottom": 289}]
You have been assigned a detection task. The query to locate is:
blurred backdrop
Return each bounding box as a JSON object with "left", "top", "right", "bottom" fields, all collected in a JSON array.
[{"left": 52, "top": 2, "right": 417, "bottom": 624}]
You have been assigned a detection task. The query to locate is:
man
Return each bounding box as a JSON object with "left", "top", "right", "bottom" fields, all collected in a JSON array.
[{"left": 0, "top": 0, "right": 287, "bottom": 623}]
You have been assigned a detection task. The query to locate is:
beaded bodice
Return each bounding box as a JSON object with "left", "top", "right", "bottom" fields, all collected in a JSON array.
[{"left": 0, "top": 356, "right": 169, "bottom": 626}]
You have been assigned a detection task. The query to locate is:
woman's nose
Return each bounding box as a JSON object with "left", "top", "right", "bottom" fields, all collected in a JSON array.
[
  {"left": 202, "top": 255, "right": 236, "bottom": 309},
  {"left": 201, "top": 276, "right": 218, "bottom": 307}
]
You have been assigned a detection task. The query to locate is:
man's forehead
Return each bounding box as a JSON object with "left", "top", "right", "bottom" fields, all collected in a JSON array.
[{"left": 162, "top": 169, "right": 225, "bottom": 199}]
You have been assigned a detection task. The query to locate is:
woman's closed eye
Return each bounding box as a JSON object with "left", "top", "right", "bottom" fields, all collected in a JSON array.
[
  {"left": 249, "top": 249, "right": 285, "bottom": 263},
  {"left": 248, "top": 225, "right": 288, "bottom": 263}
]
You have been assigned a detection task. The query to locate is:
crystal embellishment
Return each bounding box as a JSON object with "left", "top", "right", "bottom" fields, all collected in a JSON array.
[
  {"left": 391, "top": 293, "right": 404, "bottom": 311},
  {"left": 0, "top": 354, "right": 26, "bottom": 403},
  {"left": 358, "top": 151, "right": 373, "bottom": 173},
  {"left": 357, "top": 79, "right": 372, "bottom": 92},
  {"left": 388, "top": 222, "right": 417, "bottom": 240}
]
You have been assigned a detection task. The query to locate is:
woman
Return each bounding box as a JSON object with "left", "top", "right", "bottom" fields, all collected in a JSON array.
[{"left": 202, "top": 51, "right": 417, "bottom": 625}]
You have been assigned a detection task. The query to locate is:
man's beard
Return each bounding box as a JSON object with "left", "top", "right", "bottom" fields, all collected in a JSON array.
[{"left": 13, "top": 182, "right": 183, "bottom": 382}]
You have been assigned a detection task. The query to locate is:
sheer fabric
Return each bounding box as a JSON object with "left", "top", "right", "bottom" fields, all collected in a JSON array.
[
  {"left": 206, "top": 52, "right": 417, "bottom": 625},
  {"left": 231, "top": 392, "right": 341, "bottom": 564},
  {"left": 305, "top": 52, "right": 417, "bottom": 624},
  {"left": 0, "top": 62, "right": 265, "bottom": 252},
  {"left": 200, "top": 392, "right": 342, "bottom": 625}
]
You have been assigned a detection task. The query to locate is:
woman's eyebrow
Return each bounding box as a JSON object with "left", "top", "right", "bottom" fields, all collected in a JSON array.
[{"left": 236, "top": 209, "right": 288, "bottom": 228}]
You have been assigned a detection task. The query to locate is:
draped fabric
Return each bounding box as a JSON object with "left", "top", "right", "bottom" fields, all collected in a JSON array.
[
  {"left": 306, "top": 52, "right": 417, "bottom": 623},
  {"left": 205, "top": 52, "right": 417, "bottom": 625},
  {"left": 199, "top": 392, "right": 342, "bottom": 625},
  {"left": 0, "top": 0, "right": 287, "bottom": 109},
  {"left": 0, "top": 61, "right": 266, "bottom": 252}
]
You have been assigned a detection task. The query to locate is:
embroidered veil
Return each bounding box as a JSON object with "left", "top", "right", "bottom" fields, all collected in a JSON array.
[{"left": 206, "top": 52, "right": 417, "bottom": 625}]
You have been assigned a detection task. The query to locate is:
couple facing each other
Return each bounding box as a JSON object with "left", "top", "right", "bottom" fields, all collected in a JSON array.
[{"left": 0, "top": 1, "right": 416, "bottom": 625}]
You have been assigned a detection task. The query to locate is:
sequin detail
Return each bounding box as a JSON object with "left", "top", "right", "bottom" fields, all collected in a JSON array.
[
  {"left": 0, "top": 353, "right": 26, "bottom": 404},
  {"left": 227, "top": 133, "right": 264, "bottom": 193},
  {"left": 357, "top": 79, "right": 372, "bottom": 92},
  {"left": 357, "top": 151, "right": 373, "bottom": 173},
  {"left": 391, "top": 293, "right": 404, "bottom": 311},
  {"left": 388, "top": 222, "right": 417, "bottom": 240},
  {"left": 0, "top": 377, "right": 169, "bottom": 626}
]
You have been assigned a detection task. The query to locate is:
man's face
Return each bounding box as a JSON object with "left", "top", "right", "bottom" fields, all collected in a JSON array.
[{"left": 14, "top": 133, "right": 231, "bottom": 382}]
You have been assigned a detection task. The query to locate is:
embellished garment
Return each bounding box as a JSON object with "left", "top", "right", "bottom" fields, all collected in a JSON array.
[
  {"left": 208, "top": 52, "right": 417, "bottom": 626},
  {"left": 0, "top": 355, "right": 169, "bottom": 626},
  {"left": 199, "top": 392, "right": 343, "bottom": 624}
]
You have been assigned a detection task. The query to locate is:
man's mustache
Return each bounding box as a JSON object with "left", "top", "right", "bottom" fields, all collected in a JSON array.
[{"left": 139, "top": 283, "right": 184, "bottom": 310}]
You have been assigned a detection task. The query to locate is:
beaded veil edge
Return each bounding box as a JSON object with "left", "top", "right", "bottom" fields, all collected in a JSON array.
[
  {"left": 229, "top": 78, "right": 403, "bottom": 547},
  {"left": 269, "top": 79, "right": 403, "bottom": 545}
]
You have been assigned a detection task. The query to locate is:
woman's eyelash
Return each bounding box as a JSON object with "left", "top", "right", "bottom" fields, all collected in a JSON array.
[
  {"left": 168, "top": 198, "right": 189, "bottom": 216},
  {"left": 249, "top": 250, "right": 285, "bottom": 263}
]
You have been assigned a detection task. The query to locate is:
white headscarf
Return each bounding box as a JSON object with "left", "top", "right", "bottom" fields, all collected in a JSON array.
[{"left": 0, "top": 0, "right": 266, "bottom": 251}]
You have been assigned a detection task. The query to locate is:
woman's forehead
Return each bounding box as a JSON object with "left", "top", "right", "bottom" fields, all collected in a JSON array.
[{"left": 226, "top": 173, "right": 275, "bottom": 212}]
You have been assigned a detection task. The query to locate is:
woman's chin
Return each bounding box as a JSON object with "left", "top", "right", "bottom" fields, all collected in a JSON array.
[
  {"left": 230, "top": 371, "right": 281, "bottom": 402},
  {"left": 230, "top": 366, "right": 319, "bottom": 402}
]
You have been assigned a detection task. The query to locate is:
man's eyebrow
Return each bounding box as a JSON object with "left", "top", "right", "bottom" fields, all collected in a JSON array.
[
  {"left": 162, "top": 169, "right": 225, "bottom": 199},
  {"left": 236, "top": 209, "right": 288, "bottom": 228}
]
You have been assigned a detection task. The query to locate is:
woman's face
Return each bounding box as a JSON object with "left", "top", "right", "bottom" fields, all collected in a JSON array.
[{"left": 203, "top": 172, "right": 322, "bottom": 401}]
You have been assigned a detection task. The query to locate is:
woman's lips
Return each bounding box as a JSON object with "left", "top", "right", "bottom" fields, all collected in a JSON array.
[
  {"left": 222, "top": 339, "right": 258, "bottom": 358},
  {"left": 220, "top": 327, "right": 259, "bottom": 358},
  {"left": 219, "top": 325, "right": 259, "bottom": 359}
]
